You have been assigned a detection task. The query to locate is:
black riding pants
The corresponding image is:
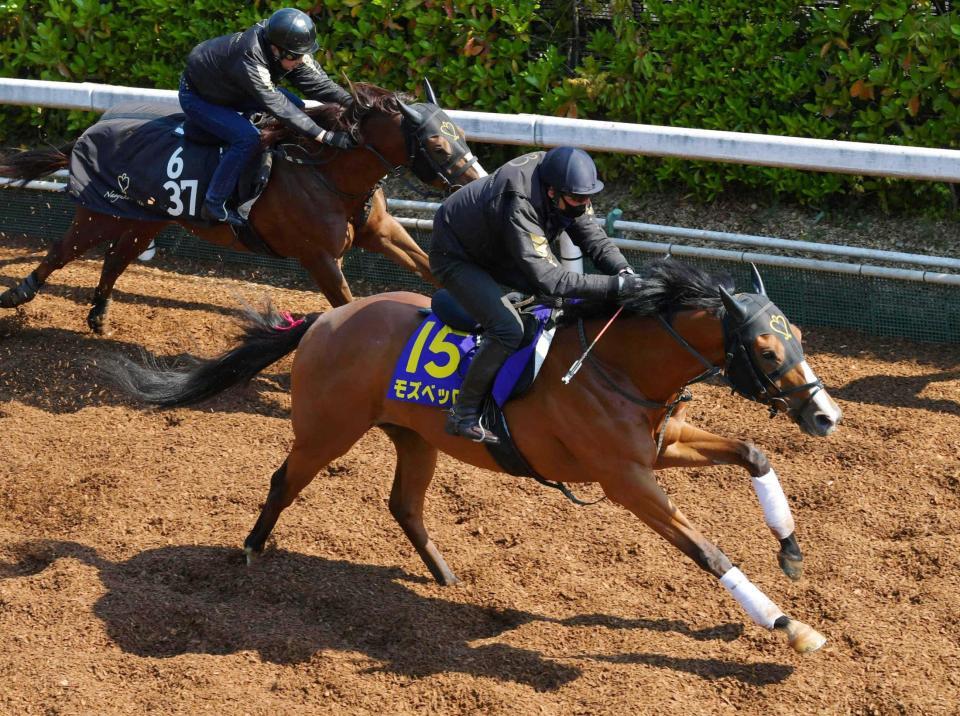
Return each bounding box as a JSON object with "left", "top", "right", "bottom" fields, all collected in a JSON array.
[{"left": 430, "top": 253, "right": 525, "bottom": 352}]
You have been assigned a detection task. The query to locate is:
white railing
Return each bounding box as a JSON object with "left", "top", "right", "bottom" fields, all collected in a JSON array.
[
  {"left": 4, "top": 78, "right": 960, "bottom": 182},
  {"left": 2, "top": 78, "right": 959, "bottom": 285}
]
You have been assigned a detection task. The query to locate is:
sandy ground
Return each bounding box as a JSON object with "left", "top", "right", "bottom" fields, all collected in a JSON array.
[{"left": 1, "top": 235, "right": 959, "bottom": 715}]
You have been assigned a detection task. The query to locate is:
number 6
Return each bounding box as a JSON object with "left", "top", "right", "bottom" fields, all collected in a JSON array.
[{"left": 166, "top": 147, "right": 184, "bottom": 179}]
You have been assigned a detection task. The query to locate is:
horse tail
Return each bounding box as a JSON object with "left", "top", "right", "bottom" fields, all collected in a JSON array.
[
  {"left": 0, "top": 141, "right": 75, "bottom": 183},
  {"left": 104, "top": 302, "right": 320, "bottom": 408}
]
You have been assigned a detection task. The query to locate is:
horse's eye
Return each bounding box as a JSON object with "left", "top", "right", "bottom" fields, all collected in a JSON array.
[{"left": 761, "top": 350, "right": 778, "bottom": 361}]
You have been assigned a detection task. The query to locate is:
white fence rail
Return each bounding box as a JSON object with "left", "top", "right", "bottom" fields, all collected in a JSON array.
[
  {"left": 2, "top": 78, "right": 959, "bottom": 286},
  {"left": 4, "top": 78, "right": 960, "bottom": 182}
]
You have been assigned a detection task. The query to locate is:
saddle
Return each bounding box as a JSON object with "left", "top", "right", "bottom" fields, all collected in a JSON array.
[{"left": 390, "top": 290, "right": 566, "bottom": 487}]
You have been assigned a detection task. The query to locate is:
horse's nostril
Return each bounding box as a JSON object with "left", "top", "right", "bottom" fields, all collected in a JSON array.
[{"left": 814, "top": 413, "right": 836, "bottom": 431}]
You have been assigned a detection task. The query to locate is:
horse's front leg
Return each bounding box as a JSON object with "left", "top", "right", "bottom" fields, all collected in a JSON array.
[
  {"left": 599, "top": 465, "right": 825, "bottom": 654},
  {"left": 655, "top": 421, "right": 803, "bottom": 581},
  {"left": 354, "top": 191, "right": 437, "bottom": 287},
  {"left": 292, "top": 217, "right": 354, "bottom": 308}
]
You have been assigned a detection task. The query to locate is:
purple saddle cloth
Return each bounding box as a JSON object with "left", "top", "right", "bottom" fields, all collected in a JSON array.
[{"left": 387, "top": 305, "right": 556, "bottom": 409}]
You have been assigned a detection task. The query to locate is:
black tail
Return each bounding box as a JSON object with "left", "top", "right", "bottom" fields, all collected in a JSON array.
[
  {"left": 104, "top": 302, "right": 320, "bottom": 407},
  {"left": 0, "top": 141, "right": 75, "bottom": 183}
]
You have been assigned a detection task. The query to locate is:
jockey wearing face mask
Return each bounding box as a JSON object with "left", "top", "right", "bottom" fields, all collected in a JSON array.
[
  {"left": 429, "top": 146, "right": 641, "bottom": 444},
  {"left": 179, "top": 7, "right": 358, "bottom": 226}
]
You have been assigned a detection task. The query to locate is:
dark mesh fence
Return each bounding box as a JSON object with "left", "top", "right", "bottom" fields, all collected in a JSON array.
[{"left": 1, "top": 187, "right": 958, "bottom": 343}]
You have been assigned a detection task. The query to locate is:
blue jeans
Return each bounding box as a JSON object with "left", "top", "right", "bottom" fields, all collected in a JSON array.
[{"left": 178, "top": 75, "right": 304, "bottom": 206}]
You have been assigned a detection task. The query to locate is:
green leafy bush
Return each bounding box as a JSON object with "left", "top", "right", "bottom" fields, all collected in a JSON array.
[{"left": 2, "top": 0, "right": 958, "bottom": 211}]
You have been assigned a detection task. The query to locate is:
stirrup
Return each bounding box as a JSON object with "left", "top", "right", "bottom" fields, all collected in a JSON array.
[
  {"left": 445, "top": 410, "right": 500, "bottom": 445},
  {"left": 201, "top": 200, "right": 245, "bottom": 227}
]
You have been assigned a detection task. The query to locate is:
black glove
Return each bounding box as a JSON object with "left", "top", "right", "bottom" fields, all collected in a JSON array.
[
  {"left": 617, "top": 273, "right": 644, "bottom": 300},
  {"left": 320, "top": 130, "right": 357, "bottom": 149}
]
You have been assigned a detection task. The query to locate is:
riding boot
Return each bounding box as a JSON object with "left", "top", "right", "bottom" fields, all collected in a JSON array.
[
  {"left": 201, "top": 136, "right": 258, "bottom": 227},
  {"left": 446, "top": 339, "right": 514, "bottom": 445},
  {"left": 200, "top": 198, "right": 246, "bottom": 227}
]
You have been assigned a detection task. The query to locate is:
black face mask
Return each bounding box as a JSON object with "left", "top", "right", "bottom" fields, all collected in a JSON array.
[{"left": 551, "top": 194, "right": 588, "bottom": 220}]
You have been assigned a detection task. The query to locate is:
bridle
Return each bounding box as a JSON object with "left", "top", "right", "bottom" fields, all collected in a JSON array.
[
  {"left": 273, "top": 98, "right": 477, "bottom": 200},
  {"left": 719, "top": 294, "right": 824, "bottom": 419},
  {"left": 399, "top": 103, "right": 478, "bottom": 190},
  {"left": 569, "top": 282, "right": 824, "bottom": 434}
]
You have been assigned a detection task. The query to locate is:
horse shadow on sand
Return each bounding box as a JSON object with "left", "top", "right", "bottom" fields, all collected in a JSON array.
[
  {"left": 0, "top": 270, "right": 285, "bottom": 326},
  {"left": 834, "top": 369, "right": 960, "bottom": 416},
  {"left": 0, "top": 540, "right": 792, "bottom": 690}
]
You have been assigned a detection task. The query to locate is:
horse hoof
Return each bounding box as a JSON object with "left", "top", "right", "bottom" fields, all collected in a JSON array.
[
  {"left": 87, "top": 315, "right": 111, "bottom": 336},
  {"left": 778, "top": 551, "right": 803, "bottom": 581},
  {"left": 784, "top": 619, "right": 826, "bottom": 654},
  {"left": 0, "top": 288, "right": 28, "bottom": 309},
  {"left": 243, "top": 546, "right": 259, "bottom": 566},
  {"left": 87, "top": 299, "right": 111, "bottom": 335}
]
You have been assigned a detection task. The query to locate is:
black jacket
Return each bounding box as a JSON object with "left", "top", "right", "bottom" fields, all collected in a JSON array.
[
  {"left": 183, "top": 21, "right": 351, "bottom": 140},
  {"left": 431, "top": 151, "right": 629, "bottom": 299}
]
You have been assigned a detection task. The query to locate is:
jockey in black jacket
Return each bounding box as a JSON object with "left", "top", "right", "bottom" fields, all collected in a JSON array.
[
  {"left": 429, "top": 146, "right": 642, "bottom": 444},
  {"left": 180, "top": 7, "right": 356, "bottom": 226}
]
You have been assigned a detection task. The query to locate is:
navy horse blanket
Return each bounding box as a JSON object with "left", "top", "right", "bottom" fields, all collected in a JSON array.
[{"left": 68, "top": 102, "right": 270, "bottom": 223}]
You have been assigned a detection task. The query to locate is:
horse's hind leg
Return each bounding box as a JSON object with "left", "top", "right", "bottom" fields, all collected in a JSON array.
[
  {"left": 600, "top": 467, "right": 826, "bottom": 654},
  {"left": 655, "top": 422, "right": 803, "bottom": 581},
  {"left": 87, "top": 220, "right": 165, "bottom": 334},
  {"left": 243, "top": 429, "right": 365, "bottom": 563},
  {"left": 0, "top": 206, "right": 110, "bottom": 309},
  {"left": 381, "top": 425, "right": 458, "bottom": 586}
]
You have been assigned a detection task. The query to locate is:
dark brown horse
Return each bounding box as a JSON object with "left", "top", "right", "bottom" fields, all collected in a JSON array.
[
  {"left": 108, "top": 259, "right": 842, "bottom": 654},
  {"left": 0, "top": 81, "right": 484, "bottom": 333}
]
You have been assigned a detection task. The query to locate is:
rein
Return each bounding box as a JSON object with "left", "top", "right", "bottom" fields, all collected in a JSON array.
[
  {"left": 362, "top": 142, "right": 449, "bottom": 200},
  {"left": 275, "top": 123, "right": 457, "bottom": 202},
  {"left": 570, "top": 313, "right": 720, "bottom": 456},
  {"left": 274, "top": 143, "right": 377, "bottom": 201}
]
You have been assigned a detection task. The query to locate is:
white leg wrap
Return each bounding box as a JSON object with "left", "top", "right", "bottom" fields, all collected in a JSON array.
[
  {"left": 751, "top": 469, "right": 795, "bottom": 539},
  {"left": 720, "top": 567, "right": 784, "bottom": 629}
]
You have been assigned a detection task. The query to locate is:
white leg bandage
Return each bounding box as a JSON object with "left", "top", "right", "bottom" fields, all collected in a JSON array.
[
  {"left": 719, "top": 567, "right": 784, "bottom": 629},
  {"left": 751, "top": 469, "right": 795, "bottom": 539}
]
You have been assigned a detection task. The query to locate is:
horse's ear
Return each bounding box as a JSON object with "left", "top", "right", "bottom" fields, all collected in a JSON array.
[
  {"left": 719, "top": 285, "right": 750, "bottom": 322},
  {"left": 423, "top": 77, "right": 439, "bottom": 105},
  {"left": 749, "top": 263, "right": 767, "bottom": 296},
  {"left": 397, "top": 99, "right": 424, "bottom": 125}
]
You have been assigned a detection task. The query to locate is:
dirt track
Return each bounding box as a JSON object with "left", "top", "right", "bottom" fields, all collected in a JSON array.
[{"left": 1, "top": 237, "right": 958, "bottom": 715}]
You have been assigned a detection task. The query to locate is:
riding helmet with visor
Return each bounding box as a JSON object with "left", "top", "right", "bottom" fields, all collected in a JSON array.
[
  {"left": 539, "top": 146, "right": 604, "bottom": 196},
  {"left": 266, "top": 8, "right": 320, "bottom": 57}
]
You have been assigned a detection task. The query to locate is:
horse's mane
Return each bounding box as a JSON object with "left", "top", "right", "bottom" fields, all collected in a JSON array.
[
  {"left": 560, "top": 258, "right": 735, "bottom": 324},
  {"left": 260, "top": 82, "right": 413, "bottom": 145}
]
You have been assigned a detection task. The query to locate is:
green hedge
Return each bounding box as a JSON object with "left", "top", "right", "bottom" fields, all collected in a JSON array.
[{"left": 2, "top": 0, "right": 959, "bottom": 211}]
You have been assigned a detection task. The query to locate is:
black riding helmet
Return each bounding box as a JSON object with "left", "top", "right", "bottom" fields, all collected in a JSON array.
[
  {"left": 539, "top": 146, "right": 604, "bottom": 195},
  {"left": 266, "top": 8, "right": 320, "bottom": 55}
]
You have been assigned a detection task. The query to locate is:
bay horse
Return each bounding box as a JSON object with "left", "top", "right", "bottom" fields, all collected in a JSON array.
[
  {"left": 108, "top": 259, "right": 843, "bottom": 654},
  {"left": 0, "top": 81, "right": 484, "bottom": 333}
]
